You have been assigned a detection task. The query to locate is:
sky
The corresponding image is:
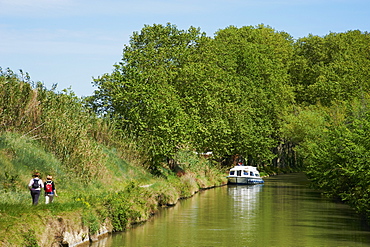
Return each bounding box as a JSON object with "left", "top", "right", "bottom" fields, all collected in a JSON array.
[{"left": 1, "top": 0, "right": 369, "bottom": 97}]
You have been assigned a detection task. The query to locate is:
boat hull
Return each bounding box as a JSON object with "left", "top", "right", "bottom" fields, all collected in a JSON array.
[{"left": 227, "top": 177, "right": 264, "bottom": 185}]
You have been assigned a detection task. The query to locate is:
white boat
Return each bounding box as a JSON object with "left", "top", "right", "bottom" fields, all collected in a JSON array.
[{"left": 227, "top": 165, "right": 264, "bottom": 185}]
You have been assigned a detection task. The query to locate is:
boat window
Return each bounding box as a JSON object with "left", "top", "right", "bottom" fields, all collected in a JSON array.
[
  {"left": 250, "top": 171, "right": 254, "bottom": 176},
  {"left": 237, "top": 170, "right": 242, "bottom": 176},
  {"left": 230, "top": 171, "right": 235, "bottom": 175},
  {"left": 243, "top": 171, "right": 248, "bottom": 175},
  {"left": 256, "top": 174, "right": 260, "bottom": 177}
]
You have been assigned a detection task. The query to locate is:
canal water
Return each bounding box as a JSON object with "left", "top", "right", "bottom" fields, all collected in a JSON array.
[{"left": 93, "top": 173, "right": 370, "bottom": 246}]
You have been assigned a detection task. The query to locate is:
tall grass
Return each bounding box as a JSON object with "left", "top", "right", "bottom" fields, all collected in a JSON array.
[
  {"left": 0, "top": 68, "right": 41, "bottom": 134},
  {"left": 0, "top": 132, "right": 65, "bottom": 192},
  {"left": 0, "top": 68, "right": 146, "bottom": 185}
]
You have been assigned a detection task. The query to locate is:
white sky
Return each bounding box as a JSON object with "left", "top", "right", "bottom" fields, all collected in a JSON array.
[{"left": 1, "top": 0, "right": 369, "bottom": 96}]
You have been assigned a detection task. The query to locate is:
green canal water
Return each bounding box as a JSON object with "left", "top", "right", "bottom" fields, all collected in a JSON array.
[{"left": 93, "top": 173, "right": 370, "bottom": 246}]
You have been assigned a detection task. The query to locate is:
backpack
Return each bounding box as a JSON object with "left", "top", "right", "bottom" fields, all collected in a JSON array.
[
  {"left": 32, "top": 179, "right": 40, "bottom": 189},
  {"left": 45, "top": 181, "right": 53, "bottom": 193}
]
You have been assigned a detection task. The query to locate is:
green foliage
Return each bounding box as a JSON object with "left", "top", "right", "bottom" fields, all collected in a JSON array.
[
  {"left": 103, "top": 182, "right": 155, "bottom": 231},
  {"left": 280, "top": 105, "right": 328, "bottom": 145},
  {"left": 89, "top": 23, "right": 295, "bottom": 166},
  {"left": 303, "top": 98, "right": 370, "bottom": 219},
  {"left": 174, "top": 149, "right": 226, "bottom": 186},
  {"left": 208, "top": 25, "right": 294, "bottom": 162},
  {"left": 22, "top": 229, "right": 40, "bottom": 247},
  {"left": 82, "top": 208, "right": 101, "bottom": 234},
  {"left": 291, "top": 30, "right": 370, "bottom": 106},
  {"left": 278, "top": 30, "right": 370, "bottom": 221},
  {"left": 150, "top": 180, "right": 180, "bottom": 205}
]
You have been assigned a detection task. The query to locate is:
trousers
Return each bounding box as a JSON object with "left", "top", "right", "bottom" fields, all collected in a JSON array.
[{"left": 30, "top": 190, "right": 41, "bottom": 205}]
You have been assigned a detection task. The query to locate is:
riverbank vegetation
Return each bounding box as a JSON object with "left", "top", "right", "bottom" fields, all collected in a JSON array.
[{"left": 1, "top": 23, "right": 370, "bottom": 245}]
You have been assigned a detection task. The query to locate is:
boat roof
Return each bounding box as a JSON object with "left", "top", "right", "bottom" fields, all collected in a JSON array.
[{"left": 230, "top": 165, "right": 259, "bottom": 171}]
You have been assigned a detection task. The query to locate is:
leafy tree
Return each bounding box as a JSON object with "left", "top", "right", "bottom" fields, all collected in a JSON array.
[
  {"left": 89, "top": 24, "right": 297, "bottom": 167},
  {"left": 290, "top": 30, "right": 370, "bottom": 106},
  {"left": 297, "top": 97, "right": 370, "bottom": 219},
  {"left": 208, "top": 25, "right": 295, "bottom": 163},
  {"left": 90, "top": 23, "right": 206, "bottom": 164},
  {"left": 281, "top": 105, "right": 328, "bottom": 145}
]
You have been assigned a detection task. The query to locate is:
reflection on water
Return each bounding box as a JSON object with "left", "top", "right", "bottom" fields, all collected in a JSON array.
[
  {"left": 94, "top": 173, "right": 370, "bottom": 247},
  {"left": 227, "top": 184, "right": 263, "bottom": 226},
  {"left": 228, "top": 184, "right": 263, "bottom": 211}
]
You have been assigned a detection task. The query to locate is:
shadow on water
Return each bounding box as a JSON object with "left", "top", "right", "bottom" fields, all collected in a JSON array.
[
  {"left": 294, "top": 203, "right": 370, "bottom": 231},
  {"left": 262, "top": 173, "right": 370, "bottom": 246}
]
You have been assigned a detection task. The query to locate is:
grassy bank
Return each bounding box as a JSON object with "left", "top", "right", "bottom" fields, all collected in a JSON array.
[{"left": 0, "top": 132, "right": 227, "bottom": 246}]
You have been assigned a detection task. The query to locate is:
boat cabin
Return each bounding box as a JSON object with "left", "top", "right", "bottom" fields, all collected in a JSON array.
[
  {"left": 227, "top": 165, "right": 264, "bottom": 185},
  {"left": 228, "top": 166, "right": 261, "bottom": 177}
]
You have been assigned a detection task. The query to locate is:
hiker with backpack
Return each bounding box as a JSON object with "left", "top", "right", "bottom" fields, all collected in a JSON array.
[
  {"left": 44, "top": 175, "right": 58, "bottom": 204},
  {"left": 28, "top": 172, "right": 44, "bottom": 205}
]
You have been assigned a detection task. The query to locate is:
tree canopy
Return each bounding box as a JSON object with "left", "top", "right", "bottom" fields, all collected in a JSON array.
[{"left": 89, "top": 23, "right": 295, "bottom": 165}]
